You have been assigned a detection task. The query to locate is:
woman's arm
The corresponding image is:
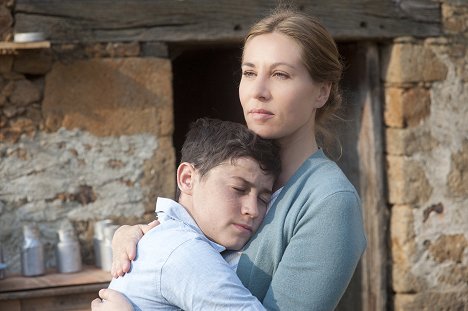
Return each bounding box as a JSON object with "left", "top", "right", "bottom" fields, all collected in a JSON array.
[
  {"left": 91, "top": 289, "right": 134, "bottom": 311},
  {"left": 111, "top": 221, "right": 159, "bottom": 277},
  {"left": 263, "top": 192, "right": 366, "bottom": 310}
]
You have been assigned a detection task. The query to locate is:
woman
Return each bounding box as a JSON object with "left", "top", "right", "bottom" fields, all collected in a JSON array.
[{"left": 93, "top": 8, "right": 366, "bottom": 310}]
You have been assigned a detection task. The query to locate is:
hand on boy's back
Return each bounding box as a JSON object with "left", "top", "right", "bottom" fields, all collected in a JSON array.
[
  {"left": 111, "top": 220, "right": 160, "bottom": 278},
  {"left": 91, "top": 288, "right": 133, "bottom": 311}
]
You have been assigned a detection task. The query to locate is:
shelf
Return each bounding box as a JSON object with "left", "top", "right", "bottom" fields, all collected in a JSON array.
[
  {"left": 0, "top": 265, "right": 111, "bottom": 296},
  {"left": 0, "top": 266, "right": 111, "bottom": 310},
  {"left": 0, "top": 41, "right": 51, "bottom": 54}
]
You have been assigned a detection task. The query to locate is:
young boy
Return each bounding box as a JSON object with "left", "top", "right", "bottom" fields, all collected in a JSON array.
[{"left": 107, "top": 118, "right": 280, "bottom": 310}]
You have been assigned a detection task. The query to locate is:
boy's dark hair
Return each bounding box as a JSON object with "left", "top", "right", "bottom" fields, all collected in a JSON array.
[{"left": 178, "top": 118, "right": 281, "bottom": 195}]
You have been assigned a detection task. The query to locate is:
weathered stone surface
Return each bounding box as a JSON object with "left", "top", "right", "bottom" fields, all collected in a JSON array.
[
  {"left": 384, "top": 87, "right": 431, "bottom": 128},
  {"left": 437, "top": 264, "right": 468, "bottom": 286},
  {"left": 142, "top": 136, "right": 175, "bottom": 213},
  {"left": 387, "top": 156, "right": 433, "bottom": 205},
  {"left": 85, "top": 42, "right": 141, "bottom": 58},
  {"left": 381, "top": 43, "right": 448, "bottom": 83},
  {"left": 2, "top": 104, "right": 23, "bottom": 118},
  {"left": 13, "top": 50, "right": 53, "bottom": 75},
  {"left": 43, "top": 58, "right": 173, "bottom": 137},
  {"left": 9, "top": 79, "right": 42, "bottom": 106},
  {"left": 385, "top": 128, "right": 437, "bottom": 156},
  {"left": 0, "top": 128, "right": 172, "bottom": 273},
  {"left": 9, "top": 117, "right": 34, "bottom": 132},
  {"left": 0, "top": 5, "right": 12, "bottom": 41},
  {"left": 394, "top": 291, "right": 468, "bottom": 311},
  {"left": 390, "top": 204, "right": 425, "bottom": 293},
  {"left": 0, "top": 55, "right": 13, "bottom": 73},
  {"left": 1, "top": 79, "right": 14, "bottom": 97},
  {"left": 428, "top": 234, "right": 468, "bottom": 263},
  {"left": 141, "top": 42, "right": 169, "bottom": 58},
  {"left": 447, "top": 140, "right": 468, "bottom": 197},
  {"left": 442, "top": 3, "right": 468, "bottom": 34}
]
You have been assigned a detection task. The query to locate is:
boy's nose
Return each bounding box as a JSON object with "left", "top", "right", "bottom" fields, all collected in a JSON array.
[{"left": 241, "top": 195, "right": 260, "bottom": 218}]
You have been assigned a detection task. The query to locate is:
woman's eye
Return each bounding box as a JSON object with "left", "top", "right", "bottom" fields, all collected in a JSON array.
[
  {"left": 242, "top": 71, "right": 256, "bottom": 78},
  {"left": 273, "top": 71, "right": 289, "bottom": 79}
]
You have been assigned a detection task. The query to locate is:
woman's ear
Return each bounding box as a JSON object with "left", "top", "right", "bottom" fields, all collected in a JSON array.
[
  {"left": 177, "top": 162, "right": 195, "bottom": 196},
  {"left": 314, "top": 81, "right": 332, "bottom": 108}
]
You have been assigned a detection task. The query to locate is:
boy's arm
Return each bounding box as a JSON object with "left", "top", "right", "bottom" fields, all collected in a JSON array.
[{"left": 161, "top": 239, "right": 266, "bottom": 311}]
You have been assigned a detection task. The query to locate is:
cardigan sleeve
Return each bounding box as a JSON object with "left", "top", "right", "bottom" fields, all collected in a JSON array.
[{"left": 262, "top": 191, "right": 366, "bottom": 311}]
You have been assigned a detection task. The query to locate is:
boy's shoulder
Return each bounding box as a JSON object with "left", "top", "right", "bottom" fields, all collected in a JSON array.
[{"left": 139, "top": 219, "right": 204, "bottom": 255}]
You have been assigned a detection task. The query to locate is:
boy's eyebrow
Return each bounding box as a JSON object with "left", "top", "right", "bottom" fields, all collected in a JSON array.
[{"left": 231, "top": 176, "right": 273, "bottom": 195}]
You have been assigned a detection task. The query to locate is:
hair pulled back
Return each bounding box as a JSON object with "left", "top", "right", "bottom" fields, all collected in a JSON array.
[{"left": 244, "top": 8, "right": 343, "bottom": 152}]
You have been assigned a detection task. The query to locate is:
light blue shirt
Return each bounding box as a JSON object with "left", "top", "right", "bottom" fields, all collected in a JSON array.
[{"left": 109, "top": 197, "right": 265, "bottom": 311}]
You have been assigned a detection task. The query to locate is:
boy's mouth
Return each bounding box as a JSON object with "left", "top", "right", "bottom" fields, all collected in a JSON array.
[{"left": 233, "top": 223, "right": 253, "bottom": 233}]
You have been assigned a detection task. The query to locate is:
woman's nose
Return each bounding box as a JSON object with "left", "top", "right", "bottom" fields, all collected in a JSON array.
[{"left": 252, "top": 77, "right": 271, "bottom": 101}]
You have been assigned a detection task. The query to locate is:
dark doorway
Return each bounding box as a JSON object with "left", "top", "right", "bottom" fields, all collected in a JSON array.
[{"left": 172, "top": 44, "right": 245, "bottom": 164}]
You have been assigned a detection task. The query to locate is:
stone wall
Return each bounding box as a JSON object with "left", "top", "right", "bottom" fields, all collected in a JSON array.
[
  {"left": 0, "top": 5, "right": 175, "bottom": 272},
  {"left": 382, "top": 0, "right": 468, "bottom": 309},
  {"left": 1, "top": 1, "right": 467, "bottom": 308}
]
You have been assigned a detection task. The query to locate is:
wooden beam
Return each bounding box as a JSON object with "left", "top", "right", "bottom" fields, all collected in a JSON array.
[
  {"left": 357, "top": 43, "right": 388, "bottom": 311},
  {"left": 15, "top": 0, "right": 441, "bottom": 44}
]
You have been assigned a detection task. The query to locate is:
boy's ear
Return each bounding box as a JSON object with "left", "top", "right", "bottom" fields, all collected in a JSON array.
[{"left": 177, "top": 162, "right": 195, "bottom": 195}]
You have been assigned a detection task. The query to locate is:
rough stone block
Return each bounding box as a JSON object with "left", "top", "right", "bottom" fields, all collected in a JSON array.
[
  {"left": 384, "top": 87, "right": 431, "bottom": 128},
  {"left": 9, "top": 79, "right": 42, "bottom": 106},
  {"left": 385, "top": 128, "right": 437, "bottom": 156},
  {"left": 447, "top": 140, "right": 468, "bottom": 197},
  {"left": 142, "top": 136, "right": 175, "bottom": 213},
  {"left": 84, "top": 42, "right": 141, "bottom": 58},
  {"left": 387, "top": 155, "right": 433, "bottom": 205},
  {"left": 43, "top": 57, "right": 173, "bottom": 137},
  {"left": 13, "top": 50, "right": 53, "bottom": 75},
  {"left": 437, "top": 263, "right": 468, "bottom": 286},
  {"left": 427, "top": 234, "right": 468, "bottom": 263},
  {"left": 0, "top": 5, "right": 12, "bottom": 41},
  {"left": 390, "top": 204, "right": 425, "bottom": 293},
  {"left": 381, "top": 43, "right": 448, "bottom": 83},
  {"left": 394, "top": 291, "right": 468, "bottom": 311},
  {"left": 442, "top": 3, "right": 468, "bottom": 34},
  {"left": 0, "top": 55, "right": 13, "bottom": 73}
]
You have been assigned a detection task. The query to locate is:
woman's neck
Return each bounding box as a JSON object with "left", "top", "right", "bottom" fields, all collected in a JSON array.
[{"left": 274, "top": 130, "right": 318, "bottom": 190}]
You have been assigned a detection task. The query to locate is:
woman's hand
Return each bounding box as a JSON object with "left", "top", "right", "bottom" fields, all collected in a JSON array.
[
  {"left": 91, "top": 288, "right": 133, "bottom": 311},
  {"left": 111, "top": 220, "right": 159, "bottom": 278}
]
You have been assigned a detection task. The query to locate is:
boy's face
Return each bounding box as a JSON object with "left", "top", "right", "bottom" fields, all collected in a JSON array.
[{"left": 190, "top": 157, "right": 274, "bottom": 250}]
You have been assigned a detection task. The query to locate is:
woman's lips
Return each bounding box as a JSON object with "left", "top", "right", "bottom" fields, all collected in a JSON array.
[{"left": 250, "top": 109, "right": 274, "bottom": 121}]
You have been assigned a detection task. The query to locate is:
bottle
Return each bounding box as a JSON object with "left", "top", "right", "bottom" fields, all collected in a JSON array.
[
  {"left": 56, "top": 228, "right": 82, "bottom": 273},
  {"left": 100, "top": 224, "right": 119, "bottom": 271},
  {"left": 93, "top": 219, "right": 113, "bottom": 268},
  {"left": 21, "top": 224, "right": 45, "bottom": 277}
]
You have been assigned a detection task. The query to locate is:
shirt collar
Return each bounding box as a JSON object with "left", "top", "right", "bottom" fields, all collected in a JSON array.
[{"left": 154, "top": 197, "right": 226, "bottom": 253}]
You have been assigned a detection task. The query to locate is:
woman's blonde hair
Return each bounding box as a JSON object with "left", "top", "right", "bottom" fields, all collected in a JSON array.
[{"left": 243, "top": 8, "right": 343, "bottom": 155}]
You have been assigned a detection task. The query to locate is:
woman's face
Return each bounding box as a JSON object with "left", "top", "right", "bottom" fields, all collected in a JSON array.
[{"left": 239, "top": 32, "right": 329, "bottom": 141}]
